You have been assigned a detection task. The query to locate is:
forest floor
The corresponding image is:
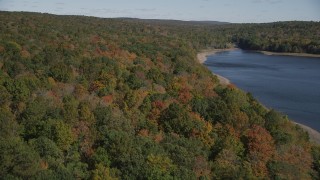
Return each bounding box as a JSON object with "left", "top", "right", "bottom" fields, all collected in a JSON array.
[{"left": 197, "top": 48, "right": 320, "bottom": 144}]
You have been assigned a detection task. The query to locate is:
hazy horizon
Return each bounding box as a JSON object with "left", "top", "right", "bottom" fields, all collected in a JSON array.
[{"left": 0, "top": 0, "right": 319, "bottom": 23}]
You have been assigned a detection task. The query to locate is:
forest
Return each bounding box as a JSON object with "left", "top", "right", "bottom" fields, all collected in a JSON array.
[{"left": 1, "top": 11, "right": 320, "bottom": 179}]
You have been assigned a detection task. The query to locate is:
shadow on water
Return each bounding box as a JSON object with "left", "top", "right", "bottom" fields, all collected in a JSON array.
[{"left": 204, "top": 61, "right": 278, "bottom": 70}]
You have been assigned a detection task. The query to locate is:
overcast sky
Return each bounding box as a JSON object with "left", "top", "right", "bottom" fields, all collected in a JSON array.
[{"left": 0, "top": 0, "right": 319, "bottom": 23}]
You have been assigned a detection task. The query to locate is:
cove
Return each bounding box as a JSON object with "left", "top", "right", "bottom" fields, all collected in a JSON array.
[{"left": 204, "top": 49, "right": 320, "bottom": 132}]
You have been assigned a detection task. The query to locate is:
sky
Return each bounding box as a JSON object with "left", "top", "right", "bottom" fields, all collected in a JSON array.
[{"left": 0, "top": 0, "right": 319, "bottom": 23}]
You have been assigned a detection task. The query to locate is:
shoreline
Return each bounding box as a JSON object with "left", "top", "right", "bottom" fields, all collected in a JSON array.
[
  {"left": 259, "top": 50, "right": 320, "bottom": 58},
  {"left": 197, "top": 48, "right": 320, "bottom": 144},
  {"left": 197, "top": 48, "right": 237, "bottom": 85}
]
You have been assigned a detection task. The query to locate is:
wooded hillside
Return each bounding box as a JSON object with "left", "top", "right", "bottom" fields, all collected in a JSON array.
[{"left": 1, "top": 12, "right": 320, "bottom": 179}]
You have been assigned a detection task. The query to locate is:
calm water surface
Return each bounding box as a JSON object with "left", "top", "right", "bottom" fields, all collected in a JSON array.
[{"left": 204, "top": 49, "right": 320, "bottom": 131}]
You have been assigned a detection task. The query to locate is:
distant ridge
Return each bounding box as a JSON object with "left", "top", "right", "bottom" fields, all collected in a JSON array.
[
  {"left": 116, "top": 17, "right": 230, "bottom": 25},
  {"left": 0, "top": 11, "right": 228, "bottom": 25}
]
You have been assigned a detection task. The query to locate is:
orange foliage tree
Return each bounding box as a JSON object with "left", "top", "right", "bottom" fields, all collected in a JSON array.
[{"left": 245, "top": 125, "right": 275, "bottom": 177}]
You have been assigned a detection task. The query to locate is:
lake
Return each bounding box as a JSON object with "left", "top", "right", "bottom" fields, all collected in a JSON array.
[{"left": 204, "top": 49, "right": 320, "bottom": 131}]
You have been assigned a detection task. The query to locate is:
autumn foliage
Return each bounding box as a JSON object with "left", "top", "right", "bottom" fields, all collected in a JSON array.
[{"left": 0, "top": 11, "right": 319, "bottom": 179}]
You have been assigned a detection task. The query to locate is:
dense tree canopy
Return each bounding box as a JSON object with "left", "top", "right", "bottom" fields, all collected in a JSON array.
[{"left": 0, "top": 11, "right": 319, "bottom": 179}]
